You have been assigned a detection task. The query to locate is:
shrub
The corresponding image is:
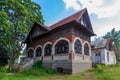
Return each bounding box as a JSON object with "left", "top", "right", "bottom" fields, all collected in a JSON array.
[
  {"left": 102, "top": 74, "right": 111, "bottom": 80},
  {"left": 0, "top": 66, "right": 8, "bottom": 73},
  {"left": 87, "top": 68, "right": 95, "bottom": 72},
  {"left": 95, "top": 65, "right": 104, "bottom": 74},
  {"left": 32, "top": 60, "right": 43, "bottom": 69},
  {"left": 46, "top": 68, "right": 56, "bottom": 74},
  {"left": 108, "top": 64, "right": 120, "bottom": 68},
  {"left": 22, "top": 60, "right": 56, "bottom": 76}
]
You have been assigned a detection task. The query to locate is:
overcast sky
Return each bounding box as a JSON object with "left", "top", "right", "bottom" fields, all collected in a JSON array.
[{"left": 33, "top": 0, "right": 120, "bottom": 38}]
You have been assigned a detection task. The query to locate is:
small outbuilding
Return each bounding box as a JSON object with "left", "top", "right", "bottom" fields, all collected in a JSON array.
[{"left": 92, "top": 38, "right": 117, "bottom": 65}]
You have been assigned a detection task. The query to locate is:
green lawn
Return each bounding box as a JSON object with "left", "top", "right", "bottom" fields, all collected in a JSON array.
[{"left": 1, "top": 64, "right": 120, "bottom": 80}]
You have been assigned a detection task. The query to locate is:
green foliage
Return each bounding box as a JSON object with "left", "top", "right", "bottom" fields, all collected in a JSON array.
[
  {"left": 87, "top": 68, "right": 95, "bottom": 72},
  {"left": 103, "top": 28, "right": 120, "bottom": 41},
  {"left": 116, "top": 41, "right": 120, "bottom": 60},
  {"left": 1, "top": 64, "right": 120, "bottom": 80},
  {"left": 0, "top": 66, "right": 8, "bottom": 73},
  {"left": 0, "top": 46, "right": 9, "bottom": 67},
  {"left": 95, "top": 65, "right": 105, "bottom": 74},
  {"left": 32, "top": 60, "right": 42, "bottom": 69},
  {"left": 0, "top": 0, "right": 44, "bottom": 68},
  {"left": 91, "top": 64, "right": 120, "bottom": 80},
  {"left": 102, "top": 28, "right": 120, "bottom": 60},
  {"left": 31, "top": 60, "right": 56, "bottom": 74},
  {"left": 46, "top": 68, "right": 56, "bottom": 74}
]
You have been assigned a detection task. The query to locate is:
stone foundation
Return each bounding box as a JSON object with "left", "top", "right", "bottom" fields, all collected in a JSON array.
[
  {"left": 72, "top": 61, "right": 92, "bottom": 73},
  {"left": 42, "top": 59, "right": 92, "bottom": 74},
  {"left": 43, "top": 60, "right": 72, "bottom": 74}
]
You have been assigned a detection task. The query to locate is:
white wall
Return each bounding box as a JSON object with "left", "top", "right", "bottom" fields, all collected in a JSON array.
[
  {"left": 104, "top": 49, "right": 116, "bottom": 65},
  {"left": 92, "top": 49, "right": 116, "bottom": 65}
]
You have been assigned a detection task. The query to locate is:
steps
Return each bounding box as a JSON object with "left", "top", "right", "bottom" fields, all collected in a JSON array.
[{"left": 17, "top": 58, "right": 40, "bottom": 71}]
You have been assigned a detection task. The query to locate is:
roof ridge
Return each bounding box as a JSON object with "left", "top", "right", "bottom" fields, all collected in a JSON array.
[
  {"left": 49, "top": 8, "right": 87, "bottom": 29},
  {"left": 35, "top": 22, "right": 51, "bottom": 30}
]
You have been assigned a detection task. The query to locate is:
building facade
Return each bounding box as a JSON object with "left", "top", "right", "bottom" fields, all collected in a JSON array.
[
  {"left": 24, "top": 8, "right": 96, "bottom": 74},
  {"left": 92, "top": 38, "right": 116, "bottom": 65}
]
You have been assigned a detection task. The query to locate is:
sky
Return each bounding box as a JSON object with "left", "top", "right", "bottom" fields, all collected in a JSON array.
[{"left": 33, "top": 0, "right": 120, "bottom": 38}]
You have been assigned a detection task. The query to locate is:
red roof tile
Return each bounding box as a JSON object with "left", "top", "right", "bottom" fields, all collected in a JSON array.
[{"left": 50, "top": 8, "right": 86, "bottom": 29}]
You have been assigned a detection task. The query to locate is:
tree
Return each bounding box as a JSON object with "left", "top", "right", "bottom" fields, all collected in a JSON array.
[
  {"left": 0, "top": 0, "right": 44, "bottom": 70},
  {"left": 103, "top": 28, "right": 120, "bottom": 42},
  {"left": 0, "top": 46, "right": 9, "bottom": 67},
  {"left": 102, "top": 28, "right": 120, "bottom": 60}
]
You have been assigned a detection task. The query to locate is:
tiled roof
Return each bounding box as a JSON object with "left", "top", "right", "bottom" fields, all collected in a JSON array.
[
  {"left": 92, "top": 38, "right": 111, "bottom": 48},
  {"left": 35, "top": 22, "right": 51, "bottom": 30},
  {"left": 49, "top": 8, "right": 86, "bottom": 29}
]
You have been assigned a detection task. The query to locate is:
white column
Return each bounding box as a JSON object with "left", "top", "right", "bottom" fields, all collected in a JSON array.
[
  {"left": 69, "top": 42, "right": 74, "bottom": 53},
  {"left": 89, "top": 45, "right": 91, "bottom": 56},
  {"left": 52, "top": 46, "right": 55, "bottom": 55},
  {"left": 42, "top": 48, "right": 44, "bottom": 56},
  {"left": 82, "top": 44, "right": 84, "bottom": 55}
]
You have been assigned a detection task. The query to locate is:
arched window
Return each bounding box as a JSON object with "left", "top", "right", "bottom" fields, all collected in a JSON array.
[
  {"left": 36, "top": 47, "right": 42, "bottom": 57},
  {"left": 84, "top": 43, "right": 89, "bottom": 55},
  {"left": 28, "top": 49, "right": 34, "bottom": 58},
  {"left": 44, "top": 44, "right": 52, "bottom": 56},
  {"left": 55, "top": 40, "right": 69, "bottom": 54},
  {"left": 80, "top": 17, "right": 86, "bottom": 27},
  {"left": 74, "top": 39, "right": 82, "bottom": 54}
]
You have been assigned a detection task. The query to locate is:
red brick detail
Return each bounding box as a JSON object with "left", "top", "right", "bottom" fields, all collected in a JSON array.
[
  {"left": 71, "top": 34, "right": 77, "bottom": 42},
  {"left": 51, "top": 38, "right": 58, "bottom": 44},
  {"left": 51, "top": 34, "right": 75, "bottom": 44},
  {"left": 63, "top": 34, "right": 76, "bottom": 42},
  {"left": 69, "top": 53, "right": 74, "bottom": 60},
  {"left": 41, "top": 42, "right": 53, "bottom": 47},
  {"left": 41, "top": 42, "right": 46, "bottom": 47}
]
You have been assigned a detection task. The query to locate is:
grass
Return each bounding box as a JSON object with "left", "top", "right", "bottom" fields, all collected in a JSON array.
[{"left": 1, "top": 62, "right": 120, "bottom": 80}]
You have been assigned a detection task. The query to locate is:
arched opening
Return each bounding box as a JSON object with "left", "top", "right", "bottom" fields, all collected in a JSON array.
[
  {"left": 57, "top": 67, "right": 63, "bottom": 73},
  {"left": 74, "top": 39, "right": 82, "bottom": 54},
  {"left": 27, "top": 49, "right": 34, "bottom": 58},
  {"left": 84, "top": 43, "right": 89, "bottom": 55},
  {"left": 44, "top": 44, "right": 52, "bottom": 56},
  {"left": 55, "top": 40, "right": 69, "bottom": 54},
  {"left": 35, "top": 47, "right": 42, "bottom": 57}
]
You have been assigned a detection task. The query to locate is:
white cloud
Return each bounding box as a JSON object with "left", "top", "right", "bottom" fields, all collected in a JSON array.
[
  {"left": 63, "top": 0, "right": 81, "bottom": 10},
  {"left": 63, "top": 0, "right": 120, "bottom": 18},
  {"left": 63, "top": 0, "right": 120, "bottom": 37},
  {"left": 92, "top": 14, "right": 120, "bottom": 37}
]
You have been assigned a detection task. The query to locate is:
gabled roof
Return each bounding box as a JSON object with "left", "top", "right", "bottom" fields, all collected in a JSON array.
[
  {"left": 92, "top": 38, "right": 112, "bottom": 48},
  {"left": 24, "top": 8, "right": 96, "bottom": 43},
  {"left": 27, "top": 22, "right": 50, "bottom": 37},
  {"left": 50, "top": 8, "right": 86, "bottom": 29},
  {"left": 24, "top": 22, "right": 50, "bottom": 42},
  {"left": 33, "top": 22, "right": 50, "bottom": 31}
]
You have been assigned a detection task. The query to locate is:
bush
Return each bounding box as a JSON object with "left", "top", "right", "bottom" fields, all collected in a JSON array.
[
  {"left": 32, "top": 60, "right": 43, "bottom": 69},
  {"left": 21, "top": 60, "right": 56, "bottom": 76},
  {"left": 102, "top": 74, "right": 111, "bottom": 80},
  {"left": 0, "top": 66, "right": 8, "bottom": 73},
  {"left": 87, "top": 68, "right": 95, "bottom": 72},
  {"left": 95, "top": 65, "right": 104, "bottom": 74},
  {"left": 46, "top": 68, "right": 56, "bottom": 74},
  {"left": 108, "top": 64, "right": 120, "bottom": 68}
]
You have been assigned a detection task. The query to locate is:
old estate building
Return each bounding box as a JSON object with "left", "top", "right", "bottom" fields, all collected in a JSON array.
[
  {"left": 24, "top": 8, "right": 96, "bottom": 74},
  {"left": 92, "top": 38, "right": 116, "bottom": 65}
]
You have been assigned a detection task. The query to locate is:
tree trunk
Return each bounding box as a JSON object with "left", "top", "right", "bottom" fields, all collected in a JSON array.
[{"left": 8, "top": 52, "right": 15, "bottom": 71}]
